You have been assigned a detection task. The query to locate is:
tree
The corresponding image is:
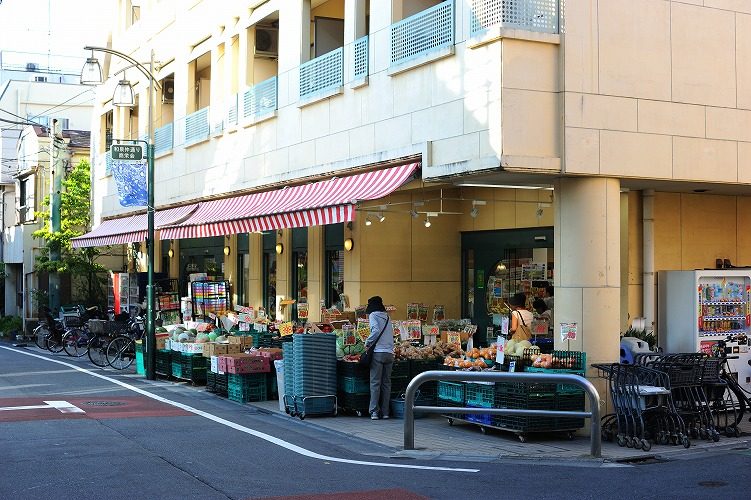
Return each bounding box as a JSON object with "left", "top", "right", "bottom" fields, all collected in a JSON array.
[{"left": 33, "top": 158, "right": 108, "bottom": 306}]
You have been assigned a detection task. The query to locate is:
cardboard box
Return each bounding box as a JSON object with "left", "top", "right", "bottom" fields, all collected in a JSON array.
[
  {"left": 210, "top": 355, "right": 220, "bottom": 373},
  {"left": 440, "top": 331, "right": 469, "bottom": 344},
  {"left": 203, "top": 342, "right": 229, "bottom": 358},
  {"left": 226, "top": 343, "right": 243, "bottom": 354},
  {"left": 228, "top": 335, "right": 254, "bottom": 347},
  {"left": 258, "top": 347, "right": 283, "bottom": 361},
  {"left": 182, "top": 342, "right": 204, "bottom": 354},
  {"left": 218, "top": 353, "right": 270, "bottom": 374}
]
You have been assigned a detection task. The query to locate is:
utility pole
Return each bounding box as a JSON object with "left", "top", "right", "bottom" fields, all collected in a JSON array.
[{"left": 48, "top": 118, "right": 64, "bottom": 313}]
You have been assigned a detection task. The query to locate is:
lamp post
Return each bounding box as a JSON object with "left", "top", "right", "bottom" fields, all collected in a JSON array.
[{"left": 81, "top": 46, "right": 160, "bottom": 381}]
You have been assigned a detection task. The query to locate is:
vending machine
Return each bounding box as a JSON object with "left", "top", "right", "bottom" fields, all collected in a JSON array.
[{"left": 658, "top": 270, "right": 751, "bottom": 392}]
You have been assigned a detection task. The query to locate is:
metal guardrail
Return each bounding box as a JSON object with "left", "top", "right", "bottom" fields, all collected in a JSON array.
[
  {"left": 403, "top": 370, "right": 602, "bottom": 458},
  {"left": 470, "top": 0, "right": 560, "bottom": 35},
  {"left": 390, "top": 0, "right": 454, "bottom": 67}
]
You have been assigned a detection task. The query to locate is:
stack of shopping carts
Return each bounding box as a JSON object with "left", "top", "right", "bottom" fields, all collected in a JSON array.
[{"left": 593, "top": 363, "right": 688, "bottom": 451}]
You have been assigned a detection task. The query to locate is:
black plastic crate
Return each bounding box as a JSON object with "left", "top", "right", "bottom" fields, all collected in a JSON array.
[
  {"left": 408, "top": 358, "right": 443, "bottom": 378},
  {"left": 338, "top": 391, "right": 370, "bottom": 412},
  {"left": 390, "top": 375, "right": 409, "bottom": 395},
  {"left": 155, "top": 349, "right": 172, "bottom": 377},
  {"left": 436, "top": 397, "right": 464, "bottom": 419},
  {"left": 495, "top": 391, "right": 556, "bottom": 410},
  {"left": 337, "top": 360, "right": 370, "bottom": 378},
  {"left": 391, "top": 360, "right": 410, "bottom": 378}
]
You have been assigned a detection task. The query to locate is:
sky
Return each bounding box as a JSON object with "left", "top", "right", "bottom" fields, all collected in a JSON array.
[{"left": 0, "top": 0, "right": 116, "bottom": 70}]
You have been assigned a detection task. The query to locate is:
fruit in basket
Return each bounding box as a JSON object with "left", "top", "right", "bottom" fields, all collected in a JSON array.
[{"left": 505, "top": 339, "right": 517, "bottom": 355}]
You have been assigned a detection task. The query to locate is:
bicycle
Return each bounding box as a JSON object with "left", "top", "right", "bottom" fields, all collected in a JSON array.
[
  {"left": 33, "top": 308, "right": 66, "bottom": 353},
  {"left": 61, "top": 306, "right": 106, "bottom": 357},
  {"left": 105, "top": 315, "right": 145, "bottom": 370},
  {"left": 710, "top": 336, "right": 751, "bottom": 436}
]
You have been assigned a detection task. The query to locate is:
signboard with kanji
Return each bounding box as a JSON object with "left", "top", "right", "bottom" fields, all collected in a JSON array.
[{"left": 111, "top": 144, "right": 143, "bottom": 160}]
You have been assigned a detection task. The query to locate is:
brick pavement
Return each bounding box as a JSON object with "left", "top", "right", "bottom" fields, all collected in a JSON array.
[{"left": 250, "top": 399, "right": 750, "bottom": 462}]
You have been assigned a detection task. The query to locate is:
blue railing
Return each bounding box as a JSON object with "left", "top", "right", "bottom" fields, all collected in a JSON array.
[
  {"left": 299, "top": 48, "right": 343, "bottom": 100},
  {"left": 243, "top": 76, "right": 278, "bottom": 121},
  {"left": 184, "top": 107, "right": 210, "bottom": 146},
  {"left": 470, "top": 0, "right": 559, "bottom": 35},
  {"left": 390, "top": 0, "right": 454, "bottom": 67},
  {"left": 352, "top": 35, "right": 368, "bottom": 81},
  {"left": 105, "top": 151, "right": 112, "bottom": 175},
  {"left": 154, "top": 122, "right": 173, "bottom": 155},
  {"left": 227, "top": 93, "right": 239, "bottom": 126}
]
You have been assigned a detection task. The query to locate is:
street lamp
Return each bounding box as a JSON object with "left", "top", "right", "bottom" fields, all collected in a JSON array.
[{"left": 81, "top": 45, "right": 161, "bottom": 381}]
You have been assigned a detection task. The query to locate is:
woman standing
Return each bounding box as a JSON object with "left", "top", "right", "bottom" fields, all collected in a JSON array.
[
  {"left": 364, "top": 296, "right": 394, "bottom": 420},
  {"left": 508, "top": 292, "right": 534, "bottom": 341}
]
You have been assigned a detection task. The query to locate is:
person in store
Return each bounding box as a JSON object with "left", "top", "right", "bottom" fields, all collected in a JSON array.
[
  {"left": 508, "top": 292, "right": 534, "bottom": 341},
  {"left": 543, "top": 286, "right": 554, "bottom": 310},
  {"left": 364, "top": 295, "right": 394, "bottom": 420},
  {"left": 532, "top": 298, "right": 553, "bottom": 335}
]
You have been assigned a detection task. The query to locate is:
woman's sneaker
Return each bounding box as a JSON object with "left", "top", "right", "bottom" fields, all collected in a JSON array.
[
  {"left": 381, "top": 415, "right": 390, "bottom": 420},
  {"left": 370, "top": 411, "right": 379, "bottom": 420}
]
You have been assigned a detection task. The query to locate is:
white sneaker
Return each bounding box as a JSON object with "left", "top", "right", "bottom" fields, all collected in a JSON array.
[
  {"left": 382, "top": 415, "right": 390, "bottom": 420},
  {"left": 370, "top": 412, "right": 379, "bottom": 420}
]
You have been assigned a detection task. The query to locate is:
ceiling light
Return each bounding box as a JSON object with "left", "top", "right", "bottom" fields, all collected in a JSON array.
[
  {"left": 365, "top": 216, "right": 372, "bottom": 226},
  {"left": 378, "top": 213, "right": 386, "bottom": 223},
  {"left": 424, "top": 216, "right": 431, "bottom": 228}
]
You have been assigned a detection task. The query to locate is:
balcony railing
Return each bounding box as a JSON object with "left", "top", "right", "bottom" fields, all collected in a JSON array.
[
  {"left": 352, "top": 35, "right": 368, "bottom": 81},
  {"left": 470, "top": 0, "right": 559, "bottom": 35},
  {"left": 243, "top": 76, "right": 278, "bottom": 121},
  {"left": 154, "top": 123, "right": 173, "bottom": 155},
  {"left": 299, "top": 48, "right": 343, "bottom": 100},
  {"left": 184, "top": 107, "right": 210, "bottom": 146},
  {"left": 390, "top": 0, "right": 454, "bottom": 67},
  {"left": 227, "top": 93, "right": 239, "bottom": 127},
  {"left": 105, "top": 150, "right": 113, "bottom": 175}
]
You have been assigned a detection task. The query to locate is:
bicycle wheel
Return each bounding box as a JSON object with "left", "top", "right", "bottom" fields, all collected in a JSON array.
[
  {"left": 106, "top": 336, "right": 135, "bottom": 370},
  {"left": 47, "top": 329, "right": 65, "bottom": 353},
  {"left": 63, "top": 329, "right": 92, "bottom": 357},
  {"left": 33, "top": 325, "right": 50, "bottom": 350},
  {"left": 88, "top": 336, "right": 109, "bottom": 367}
]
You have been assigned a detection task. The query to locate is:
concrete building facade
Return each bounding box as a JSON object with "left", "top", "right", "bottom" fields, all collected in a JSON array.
[{"left": 81, "top": 0, "right": 751, "bottom": 371}]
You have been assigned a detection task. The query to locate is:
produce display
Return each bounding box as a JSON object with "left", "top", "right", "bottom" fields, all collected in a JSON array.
[
  {"left": 394, "top": 341, "right": 458, "bottom": 361},
  {"left": 442, "top": 345, "right": 497, "bottom": 369}
]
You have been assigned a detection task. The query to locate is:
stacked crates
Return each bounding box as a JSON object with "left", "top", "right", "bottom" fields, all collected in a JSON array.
[
  {"left": 337, "top": 360, "right": 371, "bottom": 414},
  {"left": 206, "top": 371, "right": 228, "bottom": 397},
  {"left": 155, "top": 349, "right": 172, "bottom": 377},
  {"left": 408, "top": 358, "right": 443, "bottom": 404},
  {"left": 173, "top": 353, "right": 207, "bottom": 384},
  {"left": 390, "top": 360, "right": 410, "bottom": 397},
  {"left": 283, "top": 341, "right": 295, "bottom": 412},
  {"left": 436, "top": 379, "right": 466, "bottom": 419},
  {"left": 291, "top": 333, "right": 337, "bottom": 417},
  {"left": 227, "top": 373, "right": 267, "bottom": 403}
]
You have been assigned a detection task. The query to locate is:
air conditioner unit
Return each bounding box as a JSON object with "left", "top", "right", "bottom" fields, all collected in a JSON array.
[
  {"left": 162, "top": 77, "right": 175, "bottom": 104},
  {"left": 255, "top": 27, "right": 278, "bottom": 58}
]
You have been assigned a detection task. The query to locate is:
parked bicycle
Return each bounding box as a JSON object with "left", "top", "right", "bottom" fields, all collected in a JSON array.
[
  {"left": 105, "top": 315, "right": 145, "bottom": 370},
  {"left": 33, "top": 307, "right": 66, "bottom": 353},
  {"left": 61, "top": 306, "right": 107, "bottom": 357}
]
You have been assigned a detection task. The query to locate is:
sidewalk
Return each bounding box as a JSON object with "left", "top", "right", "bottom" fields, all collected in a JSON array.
[{"left": 249, "top": 399, "right": 751, "bottom": 463}]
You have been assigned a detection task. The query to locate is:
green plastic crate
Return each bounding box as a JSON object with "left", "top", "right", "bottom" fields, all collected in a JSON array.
[
  {"left": 437, "top": 380, "right": 465, "bottom": 404},
  {"left": 338, "top": 376, "right": 370, "bottom": 394}
]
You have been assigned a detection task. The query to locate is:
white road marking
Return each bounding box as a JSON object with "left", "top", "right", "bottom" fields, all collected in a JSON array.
[
  {"left": 0, "top": 369, "right": 78, "bottom": 377},
  {"left": 0, "top": 400, "right": 85, "bottom": 414},
  {"left": 44, "top": 400, "right": 86, "bottom": 413},
  {"left": 0, "top": 346, "right": 479, "bottom": 473}
]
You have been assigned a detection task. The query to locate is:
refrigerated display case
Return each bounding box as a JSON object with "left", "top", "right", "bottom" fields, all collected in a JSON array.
[
  {"left": 658, "top": 270, "right": 751, "bottom": 391},
  {"left": 108, "top": 273, "right": 141, "bottom": 316}
]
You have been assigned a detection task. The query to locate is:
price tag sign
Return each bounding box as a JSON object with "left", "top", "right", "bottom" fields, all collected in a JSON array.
[
  {"left": 447, "top": 331, "right": 461, "bottom": 348},
  {"left": 208, "top": 312, "right": 217, "bottom": 320},
  {"left": 464, "top": 324, "right": 478, "bottom": 337},
  {"left": 343, "top": 323, "right": 356, "bottom": 346},
  {"left": 297, "top": 303, "right": 309, "bottom": 319},
  {"left": 496, "top": 335, "right": 505, "bottom": 365},
  {"left": 238, "top": 313, "right": 254, "bottom": 323},
  {"left": 356, "top": 320, "right": 370, "bottom": 342},
  {"left": 501, "top": 316, "right": 509, "bottom": 336},
  {"left": 279, "top": 322, "right": 294, "bottom": 336},
  {"left": 407, "top": 320, "right": 422, "bottom": 340},
  {"left": 235, "top": 305, "right": 253, "bottom": 314},
  {"left": 239, "top": 322, "right": 250, "bottom": 332},
  {"left": 560, "top": 322, "right": 577, "bottom": 342}
]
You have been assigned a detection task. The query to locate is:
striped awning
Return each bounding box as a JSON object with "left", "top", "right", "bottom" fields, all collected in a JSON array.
[
  {"left": 160, "top": 163, "right": 420, "bottom": 240},
  {"left": 71, "top": 204, "right": 199, "bottom": 248}
]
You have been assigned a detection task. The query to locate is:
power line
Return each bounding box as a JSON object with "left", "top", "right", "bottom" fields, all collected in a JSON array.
[{"left": 29, "top": 88, "right": 93, "bottom": 120}]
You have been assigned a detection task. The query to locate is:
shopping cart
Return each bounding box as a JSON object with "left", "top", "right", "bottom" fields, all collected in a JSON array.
[
  {"left": 592, "top": 363, "right": 688, "bottom": 450},
  {"left": 643, "top": 354, "right": 720, "bottom": 442}
]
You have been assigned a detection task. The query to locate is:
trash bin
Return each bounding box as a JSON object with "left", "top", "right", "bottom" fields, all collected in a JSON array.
[{"left": 274, "top": 360, "right": 285, "bottom": 412}]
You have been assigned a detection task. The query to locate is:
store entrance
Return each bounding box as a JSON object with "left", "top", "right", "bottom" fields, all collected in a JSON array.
[{"left": 461, "top": 227, "right": 553, "bottom": 345}]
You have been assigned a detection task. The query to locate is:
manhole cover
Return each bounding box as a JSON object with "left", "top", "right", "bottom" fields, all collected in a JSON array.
[
  {"left": 698, "top": 481, "right": 728, "bottom": 488},
  {"left": 82, "top": 401, "right": 126, "bottom": 407}
]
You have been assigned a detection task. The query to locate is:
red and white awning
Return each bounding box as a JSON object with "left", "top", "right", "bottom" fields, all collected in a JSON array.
[
  {"left": 71, "top": 204, "right": 199, "bottom": 248},
  {"left": 160, "top": 163, "right": 419, "bottom": 240}
]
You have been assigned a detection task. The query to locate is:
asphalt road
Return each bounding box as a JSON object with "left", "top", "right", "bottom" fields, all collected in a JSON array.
[{"left": 0, "top": 342, "right": 749, "bottom": 500}]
